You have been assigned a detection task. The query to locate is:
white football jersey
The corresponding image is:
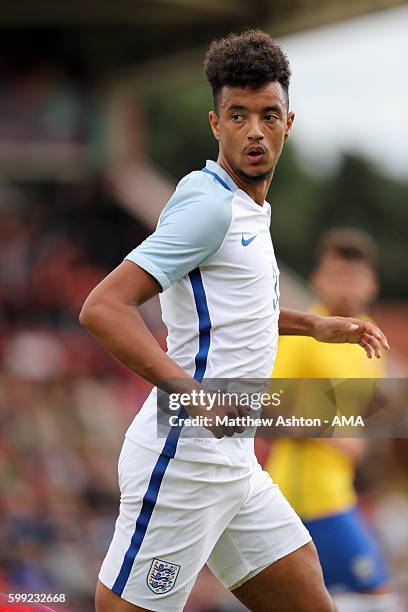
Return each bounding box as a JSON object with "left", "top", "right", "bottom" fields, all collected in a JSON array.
[{"left": 124, "top": 160, "right": 280, "bottom": 466}]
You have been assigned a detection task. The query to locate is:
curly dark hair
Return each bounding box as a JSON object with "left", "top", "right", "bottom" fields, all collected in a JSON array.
[{"left": 204, "top": 29, "right": 291, "bottom": 111}]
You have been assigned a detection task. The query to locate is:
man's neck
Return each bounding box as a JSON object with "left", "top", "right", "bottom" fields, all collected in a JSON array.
[{"left": 216, "top": 156, "right": 273, "bottom": 206}]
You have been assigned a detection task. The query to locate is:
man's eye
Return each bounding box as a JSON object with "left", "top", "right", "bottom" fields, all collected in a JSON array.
[
  {"left": 265, "top": 114, "right": 278, "bottom": 122},
  {"left": 232, "top": 114, "right": 244, "bottom": 121}
]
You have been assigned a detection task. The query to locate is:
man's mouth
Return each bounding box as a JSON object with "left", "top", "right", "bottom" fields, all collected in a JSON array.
[{"left": 245, "top": 146, "right": 266, "bottom": 164}]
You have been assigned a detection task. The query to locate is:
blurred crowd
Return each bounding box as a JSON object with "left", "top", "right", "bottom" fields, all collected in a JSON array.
[{"left": 0, "top": 182, "right": 154, "bottom": 611}]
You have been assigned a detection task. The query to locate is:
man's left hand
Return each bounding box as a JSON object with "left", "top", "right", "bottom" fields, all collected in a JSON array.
[{"left": 312, "top": 315, "right": 390, "bottom": 359}]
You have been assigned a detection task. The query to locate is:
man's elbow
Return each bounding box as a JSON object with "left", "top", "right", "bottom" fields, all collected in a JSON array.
[
  {"left": 79, "top": 297, "right": 93, "bottom": 330},
  {"left": 79, "top": 294, "right": 107, "bottom": 332}
]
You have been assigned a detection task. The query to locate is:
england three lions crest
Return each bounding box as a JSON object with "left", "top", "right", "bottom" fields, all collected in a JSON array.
[{"left": 147, "top": 558, "right": 180, "bottom": 594}]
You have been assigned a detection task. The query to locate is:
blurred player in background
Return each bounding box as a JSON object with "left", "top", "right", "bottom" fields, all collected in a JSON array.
[{"left": 265, "top": 228, "right": 400, "bottom": 611}]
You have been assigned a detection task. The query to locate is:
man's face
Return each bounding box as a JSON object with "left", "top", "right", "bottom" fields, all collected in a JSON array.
[
  {"left": 208, "top": 82, "right": 294, "bottom": 182},
  {"left": 312, "top": 254, "right": 378, "bottom": 317}
]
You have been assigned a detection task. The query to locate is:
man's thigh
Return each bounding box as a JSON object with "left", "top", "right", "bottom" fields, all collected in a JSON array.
[
  {"left": 208, "top": 463, "right": 312, "bottom": 591},
  {"left": 207, "top": 463, "right": 332, "bottom": 610},
  {"left": 98, "top": 439, "right": 249, "bottom": 611},
  {"left": 232, "top": 542, "right": 334, "bottom": 612}
]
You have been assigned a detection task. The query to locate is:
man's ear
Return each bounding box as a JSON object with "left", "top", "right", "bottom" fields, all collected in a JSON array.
[
  {"left": 209, "top": 110, "right": 220, "bottom": 141},
  {"left": 284, "top": 111, "right": 295, "bottom": 141}
]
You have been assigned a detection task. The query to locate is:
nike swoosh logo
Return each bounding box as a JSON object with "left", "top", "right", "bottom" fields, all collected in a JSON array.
[{"left": 241, "top": 233, "right": 257, "bottom": 246}]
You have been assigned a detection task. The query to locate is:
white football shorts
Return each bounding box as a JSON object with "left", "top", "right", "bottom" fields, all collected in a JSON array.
[{"left": 98, "top": 437, "right": 311, "bottom": 611}]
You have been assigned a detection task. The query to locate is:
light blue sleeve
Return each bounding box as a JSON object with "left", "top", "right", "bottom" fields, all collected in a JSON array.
[{"left": 125, "top": 176, "right": 232, "bottom": 290}]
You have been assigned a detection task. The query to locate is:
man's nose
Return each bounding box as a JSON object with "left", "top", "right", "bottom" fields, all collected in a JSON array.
[{"left": 247, "top": 117, "right": 264, "bottom": 141}]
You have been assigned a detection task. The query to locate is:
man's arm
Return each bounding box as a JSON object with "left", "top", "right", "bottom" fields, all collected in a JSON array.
[
  {"left": 79, "top": 260, "right": 249, "bottom": 438},
  {"left": 79, "top": 261, "right": 192, "bottom": 390},
  {"left": 278, "top": 307, "right": 389, "bottom": 359}
]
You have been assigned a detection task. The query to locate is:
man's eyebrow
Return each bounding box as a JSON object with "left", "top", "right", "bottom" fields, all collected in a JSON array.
[
  {"left": 226, "top": 104, "right": 283, "bottom": 112},
  {"left": 263, "top": 105, "right": 283, "bottom": 113},
  {"left": 227, "top": 104, "right": 247, "bottom": 111}
]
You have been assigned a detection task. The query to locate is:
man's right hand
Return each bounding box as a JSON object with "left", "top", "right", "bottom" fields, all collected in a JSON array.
[{"left": 187, "top": 393, "right": 252, "bottom": 439}]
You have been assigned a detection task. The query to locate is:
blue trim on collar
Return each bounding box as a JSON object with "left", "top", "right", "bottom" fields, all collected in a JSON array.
[
  {"left": 201, "top": 167, "right": 231, "bottom": 192},
  {"left": 204, "top": 160, "right": 238, "bottom": 192}
]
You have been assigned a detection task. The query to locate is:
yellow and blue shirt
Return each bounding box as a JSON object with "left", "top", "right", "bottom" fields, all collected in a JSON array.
[{"left": 265, "top": 308, "right": 384, "bottom": 520}]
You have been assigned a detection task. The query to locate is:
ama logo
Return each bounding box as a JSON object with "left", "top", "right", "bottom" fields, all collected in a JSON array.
[{"left": 332, "top": 415, "right": 365, "bottom": 427}]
